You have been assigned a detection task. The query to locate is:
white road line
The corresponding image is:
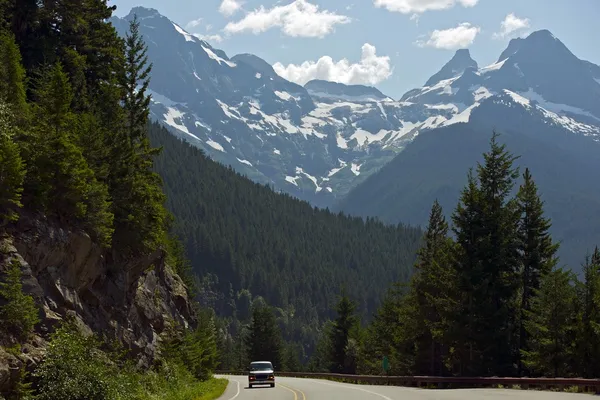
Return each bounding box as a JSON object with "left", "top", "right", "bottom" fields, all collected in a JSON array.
[
  {"left": 226, "top": 378, "right": 241, "bottom": 400},
  {"left": 304, "top": 378, "right": 394, "bottom": 400}
]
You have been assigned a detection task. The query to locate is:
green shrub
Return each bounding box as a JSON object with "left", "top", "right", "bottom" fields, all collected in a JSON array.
[{"left": 32, "top": 321, "right": 126, "bottom": 400}]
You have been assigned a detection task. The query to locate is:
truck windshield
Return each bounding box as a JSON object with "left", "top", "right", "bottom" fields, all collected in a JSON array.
[{"left": 250, "top": 362, "right": 272, "bottom": 371}]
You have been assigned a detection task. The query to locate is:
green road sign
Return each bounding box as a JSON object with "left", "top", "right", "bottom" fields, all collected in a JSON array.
[{"left": 382, "top": 355, "right": 389, "bottom": 372}]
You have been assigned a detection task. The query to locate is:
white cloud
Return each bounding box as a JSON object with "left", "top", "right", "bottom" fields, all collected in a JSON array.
[
  {"left": 273, "top": 43, "right": 392, "bottom": 86},
  {"left": 410, "top": 13, "right": 419, "bottom": 25},
  {"left": 186, "top": 18, "right": 203, "bottom": 30},
  {"left": 374, "top": 0, "right": 479, "bottom": 14},
  {"left": 224, "top": 0, "right": 351, "bottom": 38},
  {"left": 493, "top": 13, "right": 530, "bottom": 39},
  {"left": 219, "top": 0, "right": 243, "bottom": 17},
  {"left": 192, "top": 33, "right": 224, "bottom": 43},
  {"left": 416, "top": 22, "right": 480, "bottom": 49}
]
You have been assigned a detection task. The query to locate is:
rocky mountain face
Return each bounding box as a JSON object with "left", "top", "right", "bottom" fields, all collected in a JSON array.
[
  {"left": 0, "top": 214, "right": 194, "bottom": 392},
  {"left": 110, "top": 9, "right": 600, "bottom": 209},
  {"left": 109, "top": 8, "right": 465, "bottom": 206},
  {"left": 336, "top": 30, "right": 600, "bottom": 270}
]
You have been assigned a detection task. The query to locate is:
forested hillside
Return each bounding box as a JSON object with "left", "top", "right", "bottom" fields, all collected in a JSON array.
[
  {"left": 337, "top": 100, "right": 600, "bottom": 270},
  {"left": 0, "top": 2, "right": 225, "bottom": 398},
  {"left": 311, "top": 133, "right": 600, "bottom": 379},
  {"left": 149, "top": 121, "right": 423, "bottom": 351}
]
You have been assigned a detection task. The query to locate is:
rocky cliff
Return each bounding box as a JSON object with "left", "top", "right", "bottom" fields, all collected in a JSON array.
[{"left": 0, "top": 214, "right": 195, "bottom": 393}]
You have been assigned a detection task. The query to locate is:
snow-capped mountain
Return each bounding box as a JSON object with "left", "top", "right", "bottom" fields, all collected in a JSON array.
[
  {"left": 109, "top": 8, "right": 464, "bottom": 205},
  {"left": 336, "top": 31, "right": 600, "bottom": 270},
  {"left": 400, "top": 30, "right": 600, "bottom": 135},
  {"left": 110, "top": 8, "right": 600, "bottom": 208}
]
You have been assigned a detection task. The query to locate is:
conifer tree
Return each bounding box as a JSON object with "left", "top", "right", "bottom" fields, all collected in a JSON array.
[
  {"left": 411, "top": 200, "right": 456, "bottom": 375},
  {"left": 0, "top": 260, "right": 39, "bottom": 341},
  {"left": 451, "top": 132, "right": 521, "bottom": 376},
  {"left": 577, "top": 249, "right": 600, "bottom": 377},
  {"left": 516, "top": 168, "right": 559, "bottom": 375},
  {"left": 122, "top": 14, "right": 152, "bottom": 145},
  {"left": 24, "top": 63, "right": 113, "bottom": 245},
  {"left": 110, "top": 14, "right": 167, "bottom": 256},
  {"left": 0, "top": 30, "right": 27, "bottom": 121},
  {"left": 245, "top": 303, "right": 283, "bottom": 368},
  {"left": 328, "top": 289, "right": 358, "bottom": 373},
  {"left": 0, "top": 101, "right": 24, "bottom": 226},
  {"left": 522, "top": 268, "right": 577, "bottom": 377}
]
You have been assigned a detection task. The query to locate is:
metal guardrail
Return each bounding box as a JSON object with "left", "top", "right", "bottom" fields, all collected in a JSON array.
[{"left": 215, "top": 370, "right": 600, "bottom": 393}]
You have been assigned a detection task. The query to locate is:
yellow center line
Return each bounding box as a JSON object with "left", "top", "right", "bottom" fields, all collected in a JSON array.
[
  {"left": 278, "top": 382, "right": 298, "bottom": 400},
  {"left": 278, "top": 382, "right": 307, "bottom": 400}
]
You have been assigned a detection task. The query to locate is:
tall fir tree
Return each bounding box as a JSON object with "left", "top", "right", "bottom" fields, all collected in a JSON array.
[
  {"left": 0, "top": 30, "right": 27, "bottom": 121},
  {"left": 245, "top": 304, "right": 283, "bottom": 368},
  {"left": 451, "top": 132, "right": 521, "bottom": 376},
  {"left": 122, "top": 14, "right": 152, "bottom": 144},
  {"left": 23, "top": 63, "right": 113, "bottom": 245},
  {"left": 516, "top": 168, "right": 559, "bottom": 375},
  {"left": 0, "top": 101, "right": 24, "bottom": 227},
  {"left": 577, "top": 249, "right": 600, "bottom": 378},
  {"left": 328, "top": 289, "right": 358, "bottom": 373},
  {"left": 522, "top": 267, "right": 577, "bottom": 377},
  {"left": 0, "top": 31, "right": 27, "bottom": 224},
  {"left": 109, "top": 14, "right": 167, "bottom": 256},
  {"left": 410, "top": 200, "right": 456, "bottom": 375}
]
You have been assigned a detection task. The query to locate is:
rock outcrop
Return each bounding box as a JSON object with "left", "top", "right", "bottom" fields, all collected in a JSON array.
[{"left": 0, "top": 213, "right": 195, "bottom": 393}]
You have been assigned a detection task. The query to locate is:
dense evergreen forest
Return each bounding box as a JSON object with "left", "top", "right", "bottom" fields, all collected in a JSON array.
[
  {"left": 301, "top": 133, "right": 600, "bottom": 379},
  {"left": 149, "top": 122, "right": 424, "bottom": 358},
  {"left": 0, "top": 2, "right": 225, "bottom": 398}
]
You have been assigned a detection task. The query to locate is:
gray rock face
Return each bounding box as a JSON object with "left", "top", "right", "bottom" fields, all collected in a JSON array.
[
  {"left": 108, "top": 8, "right": 459, "bottom": 206},
  {"left": 0, "top": 214, "right": 194, "bottom": 393}
]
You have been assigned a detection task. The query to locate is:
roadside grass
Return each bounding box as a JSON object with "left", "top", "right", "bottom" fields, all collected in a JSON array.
[{"left": 147, "top": 376, "right": 228, "bottom": 400}]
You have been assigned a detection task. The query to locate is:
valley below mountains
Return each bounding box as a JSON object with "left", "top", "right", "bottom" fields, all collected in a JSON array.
[{"left": 111, "top": 7, "right": 600, "bottom": 269}]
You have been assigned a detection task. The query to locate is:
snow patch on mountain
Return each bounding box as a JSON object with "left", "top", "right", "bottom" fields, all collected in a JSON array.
[
  {"left": 480, "top": 59, "right": 507, "bottom": 74},
  {"left": 202, "top": 45, "right": 236, "bottom": 67},
  {"left": 237, "top": 158, "right": 253, "bottom": 166},
  {"left": 274, "top": 91, "right": 297, "bottom": 101},
  {"left": 504, "top": 90, "right": 531, "bottom": 107},
  {"left": 518, "top": 89, "right": 600, "bottom": 122},
  {"left": 207, "top": 140, "right": 225, "bottom": 152},
  {"left": 172, "top": 23, "right": 195, "bottom": 42}
]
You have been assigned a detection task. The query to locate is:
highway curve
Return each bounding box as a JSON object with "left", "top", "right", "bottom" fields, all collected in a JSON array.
[{"left": 216, "top": 375, "right": 594, "bottom": 400}]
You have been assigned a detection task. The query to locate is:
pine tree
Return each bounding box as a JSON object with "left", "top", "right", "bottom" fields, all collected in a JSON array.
[
  {"left": 23, "top": 63, "right": 113, "bottom": 245},
  {"left": 0, "top": 260, "right": 39, "bottom": 341},
  {"left": 577, "top": 249, "right": 600, "bottom": 378},
  {"left": 122, "top": 14, "right": 152, "bottom": 145},
  {"left": 328, "top": 289, "right": 358, "bottom": 373},
  {"left": 0, "top": 101, "right": 24, "bottom": 226},
  {"left": 0, "top": 30, "right": 27, "bottom": 121},
  {"left": 516, "top": 168, "right": 559, "bottom": 375},
  {"left": 522, "top": 268, "right": 577, "bottom": 377},
  {"left": 109, "top": 15, "right": 167, "bottom": 256},
  {"left": 451, "top": 132, "right": 521, "bottom": 376},
  {"left": 410, "top": 200, "right": 456, "bottom": 375},
  {"left": 245, "top": 304, "right": 283, "bottom": 368}
]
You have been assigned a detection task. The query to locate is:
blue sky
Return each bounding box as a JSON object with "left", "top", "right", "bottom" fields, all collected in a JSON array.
[{"left": 111, "top": 0, "right": 600, "bottom": 98}]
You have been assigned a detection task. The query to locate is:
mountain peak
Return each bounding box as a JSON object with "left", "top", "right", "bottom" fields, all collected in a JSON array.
[
  {"left": 424, "top": 48, "right": 478, "bottom": 87},
  {"left": 126, "top": 6, "right": 162, "bottom": 20}
]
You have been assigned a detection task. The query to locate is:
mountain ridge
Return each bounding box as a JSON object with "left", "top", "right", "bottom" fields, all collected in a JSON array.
[{"left": 110, "top": 7, "right": 600, "bottom": 230}]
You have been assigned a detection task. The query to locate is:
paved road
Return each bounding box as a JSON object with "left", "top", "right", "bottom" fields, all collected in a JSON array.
[{"left": 216, "top": 375, "right": 594, "bottom": 400}]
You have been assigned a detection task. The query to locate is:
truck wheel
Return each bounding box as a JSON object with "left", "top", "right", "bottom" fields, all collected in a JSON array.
[{"left": 271, "top": 383, "right": 275, "bottom": 388}]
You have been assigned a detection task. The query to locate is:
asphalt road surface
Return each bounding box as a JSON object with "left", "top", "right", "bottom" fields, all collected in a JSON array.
[{"left": 216, "top": 375, "right": 594, "bottom": 400}]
